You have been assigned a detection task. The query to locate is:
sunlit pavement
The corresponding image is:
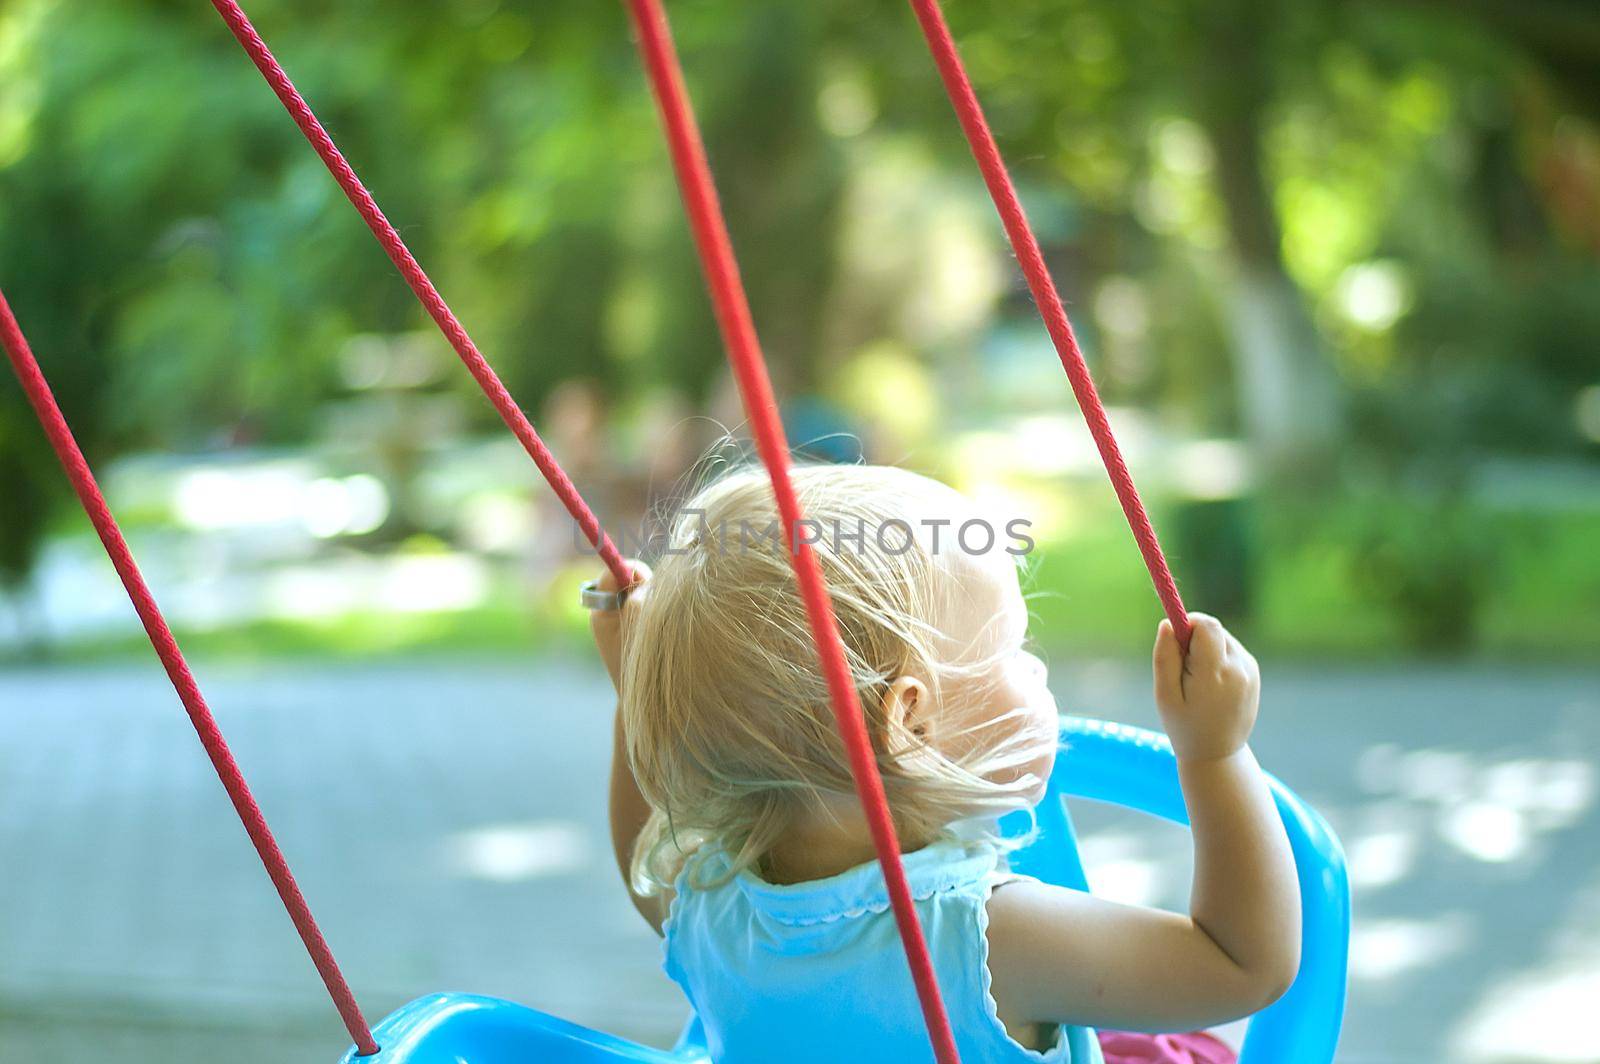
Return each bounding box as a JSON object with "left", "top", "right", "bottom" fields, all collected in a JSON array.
[{"left": 1, "top": 659, "right": 1596, "bottom": 1064}]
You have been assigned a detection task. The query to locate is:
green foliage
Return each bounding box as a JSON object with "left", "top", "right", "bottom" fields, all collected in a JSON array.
[{"left": 0, "top": 0, "right": 1596, "bottom": 658}]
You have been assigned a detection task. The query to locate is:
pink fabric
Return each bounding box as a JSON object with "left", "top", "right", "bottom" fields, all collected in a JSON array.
[{"left": 1099, "top": 1031, "right": 1239, "bottom": 1064}]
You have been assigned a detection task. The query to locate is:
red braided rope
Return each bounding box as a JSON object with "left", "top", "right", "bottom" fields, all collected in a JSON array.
[
  {"left": 622, "top": 3, "right": 960, "bottom": 1061},
  {"left": 906, "top": 0, "right": 1192, "bottom": 648},
  {"left": 206, "top": 0, "right": 631, "bottom": 589},
  {"left": 0, "top": 289, "right": 380, "bottom": 1057}
]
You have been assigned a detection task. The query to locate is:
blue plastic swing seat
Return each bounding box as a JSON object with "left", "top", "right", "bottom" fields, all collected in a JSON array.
[{"left": 340, "top": 718, "right": 1350, "bottom": 1064}]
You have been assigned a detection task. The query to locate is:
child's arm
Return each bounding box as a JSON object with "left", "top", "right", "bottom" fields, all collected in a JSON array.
[
  {"left": 986, "top": 614, "right": 1301, "bottom": 1033},
  {"left": 590, "top": 562, "right": 669, "bottom": 934}
]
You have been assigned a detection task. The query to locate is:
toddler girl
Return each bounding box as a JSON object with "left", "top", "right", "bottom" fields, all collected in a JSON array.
[{"left": 590, "top": 464, "right": 1299, "bottom": 1063}]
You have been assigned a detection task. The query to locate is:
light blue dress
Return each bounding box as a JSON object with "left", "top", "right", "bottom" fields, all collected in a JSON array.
[{"left": 663, "top": 838, "right": 1105, "bottom": 1063}]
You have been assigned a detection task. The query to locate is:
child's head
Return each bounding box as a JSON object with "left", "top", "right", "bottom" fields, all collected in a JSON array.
[{"left": 622, "top": 463, "right": 1059, "bottom": 889}]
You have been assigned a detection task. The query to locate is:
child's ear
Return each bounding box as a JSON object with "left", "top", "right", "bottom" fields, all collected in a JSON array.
[{"left": 882, "top": 675, "right": 932, "bottom": 753}]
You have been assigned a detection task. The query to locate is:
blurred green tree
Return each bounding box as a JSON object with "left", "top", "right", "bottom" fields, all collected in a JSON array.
[{"left": 0, "top": 0, "right": 1595, "bottom": 609}]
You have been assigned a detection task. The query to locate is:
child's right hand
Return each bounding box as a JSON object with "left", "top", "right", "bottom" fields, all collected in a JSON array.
[
  {"left": 1153, "top": 613, "right": 1260, "bottom": 763},
  {"left": 991, "top": 613, "right": 1297, "bottom": 1035}
]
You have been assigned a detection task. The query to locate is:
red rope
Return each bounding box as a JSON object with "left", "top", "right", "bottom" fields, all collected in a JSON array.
[
  {"left": 622, "top": 3, "right": 960, "bottom": 1061},
  {"left": 906, "top": 0, "right": 1192, "bottom": 648},
  {"left": 0, "top": 289, "right": 380, "bottom": 1057},
  {"left": 205, "top": 0, "right": 631, "bottom": 589}
]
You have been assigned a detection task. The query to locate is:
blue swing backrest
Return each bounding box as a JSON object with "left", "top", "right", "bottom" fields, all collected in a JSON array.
[
  {"left": 1006, "top": 718, "right": 1351, "bottom": 1063},
  {"left": 341, "top": 717, "right": 1349, "bottom": 1064}
]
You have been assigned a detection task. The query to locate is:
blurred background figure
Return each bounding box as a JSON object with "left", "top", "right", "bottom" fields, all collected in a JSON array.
[{"left": 0, "top": 1, "right": 1595, "bottom": 1062}]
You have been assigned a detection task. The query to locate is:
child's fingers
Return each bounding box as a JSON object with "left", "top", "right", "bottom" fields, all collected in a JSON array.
[
  {"left": 621, "top": 565, "right": 652, "bottom": 622},
  {"left": 1231, "top": 635, "right": 1259, "bottom": 683},
  {"left": 590, "top": 560, "right": 646, "bottom": 649},
  {"left": 1152, "top": 619, "right": 1184, "bottom": 705},
  {"left": 595, "top": 556, "right": 649, "bottom": 604},
  {"left": 624, "top": 559, "right": 652, "bottom": 590},
  {"left": 622, "top": 561, "right": 652, "bottom": 612},
  {"left": 597, "top": 558, "right": 651, "bottom": 595},
  {"left": 1186, "top": 612, "right": 1226, "bottom": 665},
  {"left": 591, "top": 563, "right": 647, "bottom": 692}
]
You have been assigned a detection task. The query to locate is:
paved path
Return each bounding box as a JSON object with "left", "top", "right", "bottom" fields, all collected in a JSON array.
[{"left": 1, "top": 659, "right": 1596, "bottom": 1063}]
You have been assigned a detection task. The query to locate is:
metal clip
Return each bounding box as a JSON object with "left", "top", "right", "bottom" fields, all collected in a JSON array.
[{"left": 580, "top": 579, "right": 630, "bottom": 611}]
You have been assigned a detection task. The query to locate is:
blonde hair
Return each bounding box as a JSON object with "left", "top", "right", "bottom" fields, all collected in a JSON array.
[{"left": 622, "top": 462, "right": 1044, "bottom": 892}]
